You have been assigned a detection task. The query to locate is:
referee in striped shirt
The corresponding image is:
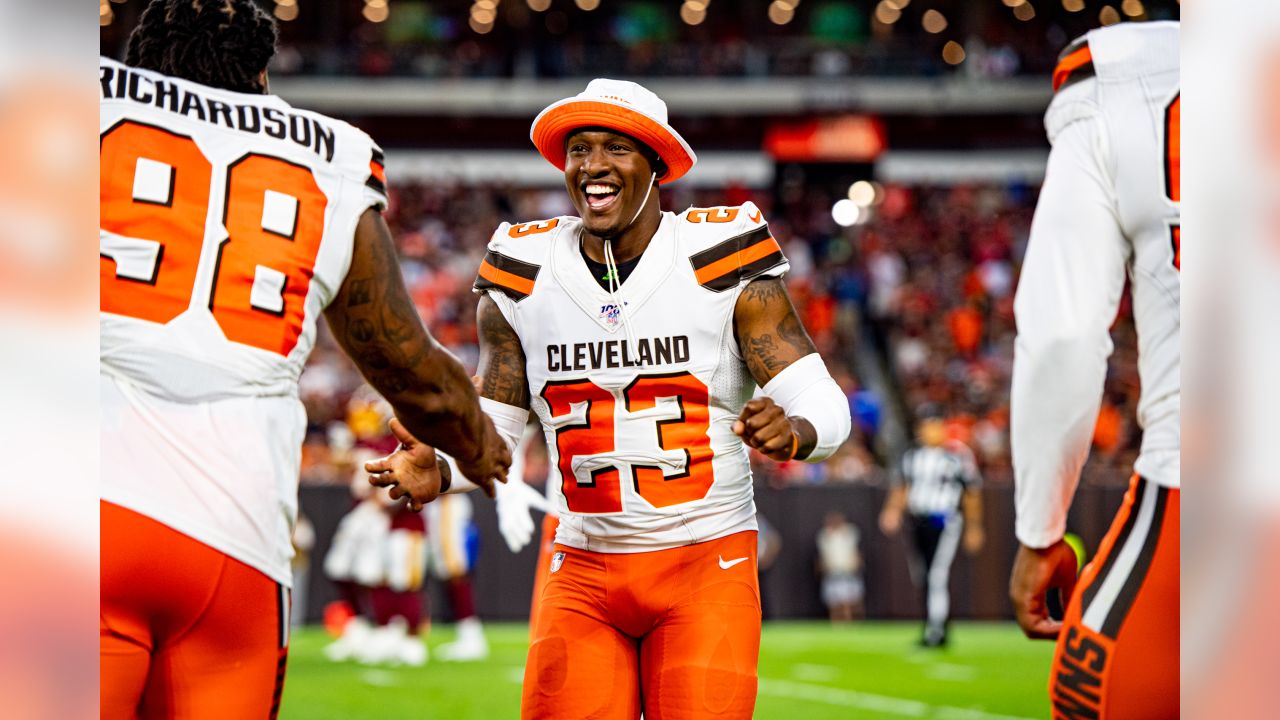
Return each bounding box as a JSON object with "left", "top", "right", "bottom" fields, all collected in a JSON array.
[{"left": 880, "top": 415, "right": 985, "bottom": 647}]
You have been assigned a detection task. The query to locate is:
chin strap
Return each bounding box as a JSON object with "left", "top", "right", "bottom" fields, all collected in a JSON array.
[{"left": 601, "top": 171, "right": 656, "bottom": 363}]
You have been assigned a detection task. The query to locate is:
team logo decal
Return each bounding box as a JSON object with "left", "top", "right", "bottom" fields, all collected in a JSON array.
[
  {"left": 598, "top": 302, "right": 627, "bottom": 329},
  {"left": 550, "top": 551, "right": 566, "bottom": 574}
]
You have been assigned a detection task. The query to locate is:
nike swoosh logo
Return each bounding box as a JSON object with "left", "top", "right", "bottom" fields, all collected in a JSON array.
[
  {"left": 718, "top": 555, "right": 749, "bottom": 570},
  {"left": 748, "top": 210, "right": 762, "bottom": 224}
]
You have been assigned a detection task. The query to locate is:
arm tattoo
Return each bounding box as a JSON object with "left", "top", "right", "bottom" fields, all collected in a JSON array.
[
  {"left": 477, "top": 296, "right": 531, "bottom": 409},
  {"left": 326, "top": 212, "right": 435, "bottom": 394},
  {"left": 735, "top": 277, "right": 818, "bottom": 386},
  {"left": 346, "top": 278, "right": 373, "bottom": 307}
]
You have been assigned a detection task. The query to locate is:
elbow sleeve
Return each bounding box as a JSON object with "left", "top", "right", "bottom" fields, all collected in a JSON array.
[
  {"left": 440, "top": 398, "right": 529, "bottom": 494},
  {"left": 761, "top": 353, "right": 852, "bottom": 462}
]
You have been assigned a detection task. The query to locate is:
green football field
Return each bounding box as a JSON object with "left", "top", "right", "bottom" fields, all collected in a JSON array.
[{"left": 280, "top": 621, "right": 1054, "bottom": 719}]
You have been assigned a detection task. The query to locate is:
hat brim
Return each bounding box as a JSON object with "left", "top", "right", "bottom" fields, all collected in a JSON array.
[{"left": 530, "top": 99, "right": 696, "bottom": 185}]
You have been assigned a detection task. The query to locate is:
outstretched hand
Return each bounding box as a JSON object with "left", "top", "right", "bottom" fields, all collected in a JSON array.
[
  {"left": 1009, "top": 540, "right": 1079, "bottom": 640},
  {"left": 365, "top": 417, "right": 445, "bottom": 511}
]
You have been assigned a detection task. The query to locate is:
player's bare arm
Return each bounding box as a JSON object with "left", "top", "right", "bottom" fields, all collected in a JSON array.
[
  {"left": 732, "top": 276, "right": 821, "bottom": 461},
  {"left": 360, "top": 294, "right": 530, "bottom": 501},
  {"left": 326, "top": 208, "right": 510, "bottom": 497},
  {"left": 476, "top": 294, "right": 531, "bottom": 410}
]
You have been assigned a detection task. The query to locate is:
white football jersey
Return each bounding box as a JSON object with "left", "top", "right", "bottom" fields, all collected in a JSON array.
[
  {"left": 99, "top": 57, "right": 388, "bottom": 584},
  {"left": 475, "top": 203, "right": 787, "bottom": 553},
  {"left": 1012, "top": 22, "right": 1180, "bottom": 548}
]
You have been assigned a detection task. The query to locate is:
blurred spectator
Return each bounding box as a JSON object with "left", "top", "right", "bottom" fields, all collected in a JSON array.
[{"left": 816, "top": 511, "right": 864, "bottom": 623}]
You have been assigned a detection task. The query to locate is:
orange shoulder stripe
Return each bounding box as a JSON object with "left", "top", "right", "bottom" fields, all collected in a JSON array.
[
  {"left": 1053, "top": 44, "right": 1093, "bottom": 92},
  {"left": 478, "top": 259, "right": 536, "bottom": 297},
  {"left": 694, "top": 235, "right": 782, "bottom": 286}
]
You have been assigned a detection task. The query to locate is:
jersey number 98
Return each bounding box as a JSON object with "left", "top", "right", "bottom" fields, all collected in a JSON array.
[{"left": 100, "top": 120, "right": 328, "bottom": 357}]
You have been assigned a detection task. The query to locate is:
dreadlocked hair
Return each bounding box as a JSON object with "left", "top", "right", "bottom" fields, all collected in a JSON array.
[{"left": 125, "top": 0, "right": 277, "bottom": 95}]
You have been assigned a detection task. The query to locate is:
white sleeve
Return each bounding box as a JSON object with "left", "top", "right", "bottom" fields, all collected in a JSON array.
[
  {"left": 1012, "top": 114, "right": 1129, "bottom": 549},
  {"left": 439, "top": 397, "right": 529, "bottom": 494},
  {"left": 760, "top": 353, "right": 852, "bottom": 462}
]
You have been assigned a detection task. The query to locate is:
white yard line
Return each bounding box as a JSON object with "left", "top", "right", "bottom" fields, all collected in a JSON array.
[
  {"left": 923, "top": 663, "right": 980, "bottom": 683},
  {"left": 358, "top": 670, "right": 400, "bottom": 687},
  {"left": 790, "top": 663, "right": 842, "bottom": 682},
  {"left": 756, "top": 678, "right": 1036, "bottom": 720}
]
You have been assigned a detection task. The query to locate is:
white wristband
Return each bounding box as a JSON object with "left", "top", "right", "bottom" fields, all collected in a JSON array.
[
  {"left": 438, "top": 397, "right": 529, "bottom": 494},
  {"left": 760, "top": 353, "right": 851, "bottom": 462}
]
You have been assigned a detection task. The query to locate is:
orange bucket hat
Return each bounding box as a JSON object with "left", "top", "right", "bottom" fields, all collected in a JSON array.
[{"left": 530, "top": 79, "right": 697, "bottom": 185}]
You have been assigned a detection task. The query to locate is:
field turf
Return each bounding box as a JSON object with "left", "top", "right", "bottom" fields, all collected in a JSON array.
[{"left": 281, "top": 621, "right": 1054, "bottom": 719}]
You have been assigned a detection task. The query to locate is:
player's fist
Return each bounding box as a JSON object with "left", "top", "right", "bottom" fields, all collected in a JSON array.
[
  {"left": 733, "top": 396, "right": 797, "bottom": 462},
  {"left": 451, "top": 415, "right": 512, "bottom": 499},
  {"left": 365, "top": 417, "right": 444, "bottom": 511},
  {"left": 1010, "top": 540, "right": 1079, "bottom": 640}
]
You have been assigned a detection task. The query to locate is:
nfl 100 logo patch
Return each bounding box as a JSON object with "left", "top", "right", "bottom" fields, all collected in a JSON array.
[
  {"left": 598, "top": 302, "right": 627, "bottom": 329},
  {"left": 550, "top": 551, "right": 566, "bottom": 574}
]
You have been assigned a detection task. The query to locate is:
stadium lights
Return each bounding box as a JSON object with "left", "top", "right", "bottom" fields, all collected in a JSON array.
[
  {"left": 575, "top": 0, "right": 602, "bottom": 10},
  {"left": 475, "top": 0, "right": 498, "bottom": 10},
  {"left": 874, "top": 0, "right": 901, "bottom": 25},
  {"left": 680, "top": 1, "right": 707, "bottom": 25},
  {"left": 275, "top": 2, "right": 299, "bottom": 21},
  {"left": 1099, "top": 5, "right": 1120, "bottom": 25},
  {"left": 885, "top": 0, "right": 910, "bottom": 9},
  {"left": 1061, "top": 0, "right": 1085, "bottom": 11},
  {"left": 100, "top": 0, "right": 113, "bottom": 26},
  {"left": 768, "top": 0, "right": 796, "bottom": 25},
  {"left": 942, "top": 40, "right": 965, "bottom": 65},
  {"left": 1013, "top": 2, "right": 1035, "bottom": 20},
  {"left": 832, "top": 199, "right": 862, "bottom": 227},
  {"left": 1001, "top": 0, "right": 1025, "bottom": 6},
  {"left": 363, "top": 0, "right": 389, "bottom": 22},
  {"left": 847, "top": 181, "right": 881, "bottom": 207},
  {"left": 921, "top": 9, "right": 947, "bottom": 33},
  {"left": 527, "top": 0, "right": 552, "bottom": 11},
  {"left": 1121, "top": 0, "right": 1145, "bottom": 17}
]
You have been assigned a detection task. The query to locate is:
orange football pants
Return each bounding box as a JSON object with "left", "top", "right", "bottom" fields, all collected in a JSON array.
[
  {"left": 528, "top": 513, "right": 560, "bottom": 633},
  {"left": 101, "top": 501, "right": 289, "bottom": 720},
  {"left": 523, "top": 530, "right": 761, "bottom": 720},
  {"left": 1049, "top": 476, "right": 1179, "bottom": 719}
]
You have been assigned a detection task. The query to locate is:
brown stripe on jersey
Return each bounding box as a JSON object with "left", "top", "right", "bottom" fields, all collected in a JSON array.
[
  {"left": 1053, "top": 42, "right": 1094, "bottom": 92},
  {"left": 690, "top": 226, "right": 785, "bottom": 292},
  {"left": 366, "top": 148, "right": 388, "bottom": 196},
  {"left": 1099, "top": 484, "right": 1170, "bottom": 639},
  {"left": 473, "top": 249, "right": 540, "bottom": 300}
]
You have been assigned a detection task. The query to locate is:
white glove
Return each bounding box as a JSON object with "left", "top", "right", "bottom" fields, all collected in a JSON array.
[{"left": 494, "top": 479, "right": 550, "bottom": 553}]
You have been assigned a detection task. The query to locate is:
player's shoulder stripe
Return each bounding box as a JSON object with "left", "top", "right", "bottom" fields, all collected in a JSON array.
[
  {"left": 365, "top": 146, "right": 387, "bottom": 196},
  {"left": 1053, "top": 38, "right": 1094, "bottom": 93},
  {"left": 474, "top": 249, "right": 540, "bottom": 301},
  {"left": 689, "top": 224, "right": 785, "bottom": 292}
]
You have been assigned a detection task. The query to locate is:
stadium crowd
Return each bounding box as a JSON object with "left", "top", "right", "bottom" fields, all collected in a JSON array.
[
  {"left": 253, "top": 1, "right": 1183, "bottom": 81},
  {"left": 299, "top": 178, "right": 1142, "bottom": 492}
]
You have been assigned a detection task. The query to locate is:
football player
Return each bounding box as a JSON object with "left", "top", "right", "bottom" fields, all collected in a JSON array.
[
  {"left": 99, "top": 2, "right": 509, "bottom": 717},
  {"left": 1008, "top": 21, "right": 1180, "bottom": 719},
  {"left": 367, "top": 78, "right": 852, "bottom": 719}
]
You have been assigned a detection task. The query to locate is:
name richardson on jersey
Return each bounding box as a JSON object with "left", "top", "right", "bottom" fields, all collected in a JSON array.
[
  {"left": 547, "top": 335, "right": 690, "bottom": 372},
  {"left": 101, "top": 65, "right": 336, "bottom": 162}
]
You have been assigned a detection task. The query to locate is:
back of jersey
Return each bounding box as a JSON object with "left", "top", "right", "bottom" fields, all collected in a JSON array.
[
  {"left": 100, "top": 56, "right": 388, "bottom": 401},
  {"left": 1043, "top": 22, "right": 1180, "bottom": 486},
  {"left": 99, "top": 57, "right": 388, "bottom": 584}
]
